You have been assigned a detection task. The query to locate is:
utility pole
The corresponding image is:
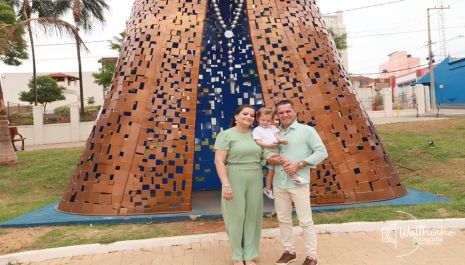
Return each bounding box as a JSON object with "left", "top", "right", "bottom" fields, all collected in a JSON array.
[
  {"left": 427, "top": 6, "right": 449, "bottom": 110},
  {"left": 437, "top": 0, "right": 447, "bottom": 59}
]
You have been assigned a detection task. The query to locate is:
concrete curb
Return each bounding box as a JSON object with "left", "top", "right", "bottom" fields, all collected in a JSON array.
[{"left": 1, "top": 218, "right": 464, "bottom": 264}]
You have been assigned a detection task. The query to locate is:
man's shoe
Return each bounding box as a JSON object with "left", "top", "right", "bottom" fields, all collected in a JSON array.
[
  {"left": 302, "top": 257, "right": 317, "bottom": 265},
  {"left": 275, "top": 251, "right": 297, "bottom": 265}
]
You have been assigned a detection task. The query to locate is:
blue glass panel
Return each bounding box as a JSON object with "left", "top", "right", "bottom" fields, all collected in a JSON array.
[{"left": 193, "top": 0, "right": 263, "bottom": 190}]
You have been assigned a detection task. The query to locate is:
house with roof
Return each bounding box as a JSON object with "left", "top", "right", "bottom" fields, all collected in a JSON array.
[{"left": 1, "top": 72, "right": 105, "bottom": 113}]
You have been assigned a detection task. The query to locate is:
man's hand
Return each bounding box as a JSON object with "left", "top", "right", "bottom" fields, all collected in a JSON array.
[
  {"left": 267, "top": 153, "right": 283, "bottom": 165},
  {"left": 284, "top": 162, "right": 300, "bottom": 176}
]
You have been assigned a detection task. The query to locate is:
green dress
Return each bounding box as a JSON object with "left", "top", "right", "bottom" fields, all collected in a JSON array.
[{"left": 214, "top": 128, "right": 264, "bottom": 261}]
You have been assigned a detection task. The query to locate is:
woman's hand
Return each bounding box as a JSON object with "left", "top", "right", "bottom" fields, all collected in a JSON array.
[{"left": 223, "top": 186, "right": 233, "bottom": 201}]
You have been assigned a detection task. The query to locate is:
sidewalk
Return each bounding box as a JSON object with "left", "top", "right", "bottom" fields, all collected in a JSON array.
[{"left": 3, "top": 219, "right": 465, "bottom": 265}]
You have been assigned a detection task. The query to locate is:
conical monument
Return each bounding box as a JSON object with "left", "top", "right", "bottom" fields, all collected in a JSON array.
[{"left": 57, "top": 0, "right": 407, "bottom": 215}]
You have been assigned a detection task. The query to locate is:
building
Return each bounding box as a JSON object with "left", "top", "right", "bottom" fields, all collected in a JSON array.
[
  {"left": 1, "top": 72, "right": 105, "bottom": 113},
  {"left": 322, "top": 12, "right": 349, "bottom": 71},
  {"left": 379, "top": 51, "right": 420, "bottom": 79},
  {"left": 417, "top": 56, "right": 465, "bottom": 106}
]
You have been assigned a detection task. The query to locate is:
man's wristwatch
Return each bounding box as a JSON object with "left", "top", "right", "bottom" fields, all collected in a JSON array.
[
  {"left": 222, "top": 183, "right": 231, "bottom": 187},
  {"left": 298, "top": 161, "right": 306, "bottom": 169}
]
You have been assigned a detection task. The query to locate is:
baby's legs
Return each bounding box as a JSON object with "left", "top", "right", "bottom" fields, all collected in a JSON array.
[
  {"left": 280, "top": 156, "right": 306, "bottom": 184},
  {"left": 265, "top": 168, "right": 274, "bottom": 190}
]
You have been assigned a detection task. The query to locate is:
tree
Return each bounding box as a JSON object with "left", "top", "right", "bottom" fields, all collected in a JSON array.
[
  {"left": 329, "top": 28, "right": 348, "bottom": 52},
  {"left": 92, "top": 32, "right": 124, "bottom": 96},
  {"left": 7, "top": 0, "right": 87, "bottom": 106},
  {"left": 68, "top": 0, "right": 109, "bottom": 114},
  {"left": 92, "top": 59, "right": 116, "bottom": 93},
  {"left": 0, "top": 0, "right": 27, "bottom": 164},
  {"left": 0, "top": 1, "right": 27, "bottom": 64},
  {"left": 109, "top": 32, "right": 125, "bottom": 53},
  {"left": 19, "top": 76, "right": 65, "bottom": 113}
]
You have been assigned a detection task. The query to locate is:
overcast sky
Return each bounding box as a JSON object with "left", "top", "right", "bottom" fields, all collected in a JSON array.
[{"left": 1, "top": 0, "right": 464, "bottom": 77}]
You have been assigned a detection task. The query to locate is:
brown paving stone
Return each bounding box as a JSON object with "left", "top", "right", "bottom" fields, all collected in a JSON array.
[{"left": 25, "top": 229, "right": 465, "bottom": 265}]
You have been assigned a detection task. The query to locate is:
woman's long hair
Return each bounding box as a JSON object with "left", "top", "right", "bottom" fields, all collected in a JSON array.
[{"left": 230, "top": 104, "right": 256, "bottom": 128}]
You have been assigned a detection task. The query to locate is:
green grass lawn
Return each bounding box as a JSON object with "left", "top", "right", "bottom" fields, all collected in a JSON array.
[
  {"left": 0, "top": 149, "right": 82, "bottom": 222},
  {"left": 0, "top": 118, "right": 464, "bottom": 254}
]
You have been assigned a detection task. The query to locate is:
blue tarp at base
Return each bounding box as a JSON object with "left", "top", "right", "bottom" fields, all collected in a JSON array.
[{"left": 0, "top": 189, "right": 449, "bottom": 228}]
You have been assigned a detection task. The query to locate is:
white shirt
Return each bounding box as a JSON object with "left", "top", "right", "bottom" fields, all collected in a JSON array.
[{"left": 252, "top": 125, "right": 280, "bottom": 144}]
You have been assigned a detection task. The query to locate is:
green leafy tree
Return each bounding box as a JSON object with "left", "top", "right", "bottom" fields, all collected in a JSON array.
[
  {"left": 0, "top": 1, "right": 27, "bottom": 65},
  {"left": 19, "top": 76, "right": 65, "bottom": 113},
  {"left": 93, "top": 32, "right": 124, "bottom": 96},
  {"left": 92, "top": 59, "right": 116, "bottom": 93},
  {"left": 329, "top": 28, "right": 348, "bottom": 51},
  {"left": 0, "top": 0, "right": 28, "bottom": 164},
  {"left": 7, "top": 0, "right": 87, "bottom": 106}
]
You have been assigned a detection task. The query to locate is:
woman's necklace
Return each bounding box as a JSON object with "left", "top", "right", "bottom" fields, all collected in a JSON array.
[
  {"left": 234, "top": 126, "right": 249, "bottom": 134},
  {"left": 212, "top": 0, "right": 245, "bottom": 81}
]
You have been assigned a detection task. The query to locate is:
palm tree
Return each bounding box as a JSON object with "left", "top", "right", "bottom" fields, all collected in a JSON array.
[
  {"left": 70, "top": 0, "right": 109, "bottom": 114},
  {"left": 8, "top": 0, "right": 87, "bottom": 106}
]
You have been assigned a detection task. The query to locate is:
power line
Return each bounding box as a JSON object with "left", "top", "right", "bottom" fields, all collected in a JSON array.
[
  {"left": 351, "top": 63, "right": 430, "bottom": 76},
  {"left": 35, "top": 55, "right": 106, "bottom": 62},
  {"left": 32, "top": 25, "right": 465, "bottom": 48},
  {"left": 35, "top": 40, "right": 111, "bottom": 47},
  {"left": 322, "top": 0, "right": 408, "bottom": 15},
  {"left": 352, "top": 35, "right": 464, "bottom": 73},
  {"left": 349, "top": 25, "right": 465, "bottom": 39}
]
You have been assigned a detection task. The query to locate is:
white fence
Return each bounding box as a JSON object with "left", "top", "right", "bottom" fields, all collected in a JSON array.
[
  {"left": 17, "top": 103, "right": 94, "bottom": 146},
  {"left": 359, "top": 84, "right": 431, "bottom": 118},
  {"left": 14, "top": 84, "right": 431, "bottom": 147}
]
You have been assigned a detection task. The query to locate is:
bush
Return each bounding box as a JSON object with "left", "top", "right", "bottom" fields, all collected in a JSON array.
[
  {"left": 54, "top": 105, "right": 70, "bottom": 116},
  {"left": 8, "top": 112, "right": 33, "bottom": 125},
  {"left": 84, "top": 105, "right": 100, "bottom": 113}
]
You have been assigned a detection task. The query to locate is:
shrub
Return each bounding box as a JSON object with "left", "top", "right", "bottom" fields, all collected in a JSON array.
[
  {"left": 8, "top": 112, "right": 33, "bottom": 125},
  {"left": 54, "top": 105, "right": 70, "bottom": 116}
]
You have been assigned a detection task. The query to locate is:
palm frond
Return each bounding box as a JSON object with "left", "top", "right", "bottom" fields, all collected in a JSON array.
[
  {"left": 76, "top": 0, "right": 109, "bottom": 31},
  {"left": 24, "top": 17, "right": 90, "bottom": 52}
]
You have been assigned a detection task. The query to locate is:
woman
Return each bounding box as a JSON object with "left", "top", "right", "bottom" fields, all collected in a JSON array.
[{"left": 214, "top": 105, "right": 264, "bottom": 265}]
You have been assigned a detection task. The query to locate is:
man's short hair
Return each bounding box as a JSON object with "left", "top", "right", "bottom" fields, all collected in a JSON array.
[{"left": 275, "top": 99, "right": 294, "bottom": 109}]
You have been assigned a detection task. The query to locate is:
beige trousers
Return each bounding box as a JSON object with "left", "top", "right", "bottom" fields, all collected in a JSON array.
[{"left": 274, "top": 184, "right": 317, "bottom": 259}]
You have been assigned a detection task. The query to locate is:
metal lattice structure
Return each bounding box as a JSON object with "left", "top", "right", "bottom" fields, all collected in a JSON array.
[{"left": 57, "top": 0, "right": 406, "bottom": 215}]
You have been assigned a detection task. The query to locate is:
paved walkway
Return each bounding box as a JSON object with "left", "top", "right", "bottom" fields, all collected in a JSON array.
[
  {"left": 3, "top": 218, "right": 465, "bottom": 265},
  {"left": 24, "top": 229, "right": 465, "bottom": 265}
]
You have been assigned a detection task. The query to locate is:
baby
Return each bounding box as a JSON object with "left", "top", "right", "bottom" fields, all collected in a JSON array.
[{"left": 252, "top": 107, "right": 306, "bottom": 199}]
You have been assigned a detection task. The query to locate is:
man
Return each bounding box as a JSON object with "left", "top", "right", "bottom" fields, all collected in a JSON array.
[{"left": 269, "top": 99, "right": 328, "bottom": 265}]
